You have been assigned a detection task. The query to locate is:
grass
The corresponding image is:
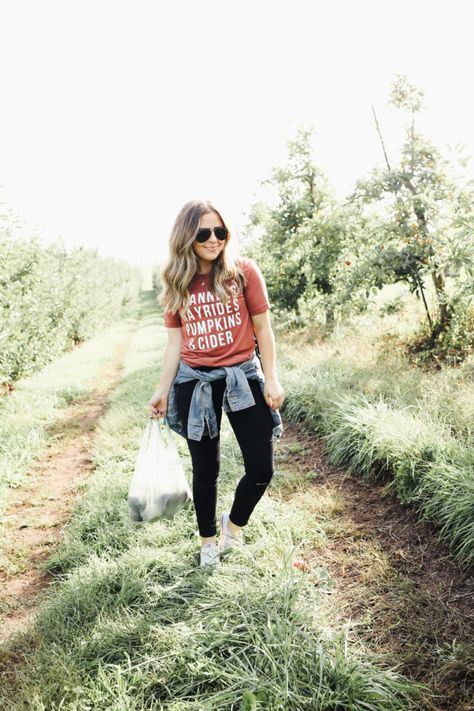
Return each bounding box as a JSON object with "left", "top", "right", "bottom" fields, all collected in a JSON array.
[
  {"left": 0, "top": 292, "right": 421, "bottom": 710},
  {"left": 0, "top": 306, "right": 138, "bottom": 515},
  {"left": 270, "top": 439, "right": 474, "bottom": 710},
  {"left": 277, "top": 284, "right": 474, "bottom": 565}
]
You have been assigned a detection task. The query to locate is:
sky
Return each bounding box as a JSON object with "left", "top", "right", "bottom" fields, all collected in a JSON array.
[{"left": 1, "top": 0, "right": 473, "bottom": 272}]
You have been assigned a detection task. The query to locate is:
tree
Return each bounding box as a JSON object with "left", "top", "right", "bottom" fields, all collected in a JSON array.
[
  {"left": 244, "top": 127, "right": 348, "bottom": 326},
  {"left": 350, "top": 74, "right": 474, "bottom": 341}
]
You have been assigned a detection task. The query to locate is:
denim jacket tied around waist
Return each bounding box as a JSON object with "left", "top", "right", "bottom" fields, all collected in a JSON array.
[{"left": 165, "top": 351, "right": 283, "bottom": 442}]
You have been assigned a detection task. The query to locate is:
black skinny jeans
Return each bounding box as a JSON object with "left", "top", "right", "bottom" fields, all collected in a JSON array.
[{"left": 176, "top": 370, "right": 275, "bottom": 538}]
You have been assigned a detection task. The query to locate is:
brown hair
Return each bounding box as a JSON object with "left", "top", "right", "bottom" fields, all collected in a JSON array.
[{"left": 159, "top": 199, "right": 247, "bottom": 316}]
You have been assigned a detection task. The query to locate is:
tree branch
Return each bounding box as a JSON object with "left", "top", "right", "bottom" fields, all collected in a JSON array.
[{"left": 372, "top": 105, "right": 392, "bottom": 172}]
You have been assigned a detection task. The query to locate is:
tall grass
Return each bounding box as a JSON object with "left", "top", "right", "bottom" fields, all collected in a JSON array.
[
  {"left": 0, "top": 313, "right": 137, "bottom": 513},
  {"left": 0, "top": 292, "right": 420, "bottom": 711},
  {"left": 278, "top": 285, "right": 474, "bottom": 565}
]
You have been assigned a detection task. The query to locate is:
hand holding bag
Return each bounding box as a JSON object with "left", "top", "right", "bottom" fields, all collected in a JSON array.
[{"left": 128, "top": 417, "right": 192, "bottom": 522}]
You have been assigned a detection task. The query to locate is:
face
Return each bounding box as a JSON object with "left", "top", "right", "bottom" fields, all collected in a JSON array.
[{"left": 192, "top": 211, "right": 227, "bottom": 271}]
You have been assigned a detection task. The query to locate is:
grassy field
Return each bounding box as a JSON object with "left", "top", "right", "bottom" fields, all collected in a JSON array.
[
  {"left": 0, "top": 292, "right": 421, "bottom": 710},
  {"left": 0, "top": 309, "right": 138, "bottom": 516},
  {"left": 277, "top": 284, "right": 474, "bottom": 565}
]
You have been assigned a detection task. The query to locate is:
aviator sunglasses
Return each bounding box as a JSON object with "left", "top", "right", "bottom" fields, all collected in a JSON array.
[{"left": 195, "top": 226, "right": 229, "bottom": 243}]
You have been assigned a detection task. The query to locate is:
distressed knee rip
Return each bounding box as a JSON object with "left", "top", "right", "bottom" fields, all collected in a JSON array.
[{"left": 243, "top": 465, "right": 274, "bottom": 487}]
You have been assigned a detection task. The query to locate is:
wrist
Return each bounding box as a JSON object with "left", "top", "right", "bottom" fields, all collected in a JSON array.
[{"left": 264, "top": 372, "right": 279, "bottom": 383}]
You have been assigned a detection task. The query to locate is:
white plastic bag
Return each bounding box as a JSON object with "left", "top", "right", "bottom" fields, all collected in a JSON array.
[{"left": 128, "top": 418, "right": 192, "bottom": 522}]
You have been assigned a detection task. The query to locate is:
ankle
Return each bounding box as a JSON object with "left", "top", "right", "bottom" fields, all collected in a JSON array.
[
  {"left": 201, "top": 535, "right": 217, "bottom": 547},
  {"left": 227, "top": 518, "right": 242, "bottom": 536}
]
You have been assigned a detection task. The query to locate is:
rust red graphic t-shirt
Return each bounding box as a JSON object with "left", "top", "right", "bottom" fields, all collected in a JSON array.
[{"left": 163, "top": 257, "right": 270, "bottom": 367}]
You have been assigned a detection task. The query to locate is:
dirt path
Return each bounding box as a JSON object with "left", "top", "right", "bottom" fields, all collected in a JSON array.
[
  {"left": 0, "top": 336, "right": 132, "bottom": 643},
  {"left": 276, "top": 422, "right": 474, "bottom": 711}
]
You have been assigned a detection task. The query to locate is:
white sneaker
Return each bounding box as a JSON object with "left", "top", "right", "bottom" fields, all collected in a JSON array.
[
  {"left": 200, "top": 541, "right": 220, "bottom": 567},
  {"left": 219, "top": 512, "right": 243, "bottom": 553}
]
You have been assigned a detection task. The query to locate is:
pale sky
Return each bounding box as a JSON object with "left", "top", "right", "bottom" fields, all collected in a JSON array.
[{"left": 1, "top": 0, "right": 473, "bottom": 269}]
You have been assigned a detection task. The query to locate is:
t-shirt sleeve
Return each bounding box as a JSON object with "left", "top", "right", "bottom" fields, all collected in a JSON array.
[
  {"left": 242, "top": 258, "right": 270, "bottom": 315},
  {"left": 164, "top": 309, "right": 182, "bottom": 327}
]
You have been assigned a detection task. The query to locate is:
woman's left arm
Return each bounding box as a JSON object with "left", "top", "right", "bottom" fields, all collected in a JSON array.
[{"left": 251, "top": 310, "right": 285, "bottom": 410}]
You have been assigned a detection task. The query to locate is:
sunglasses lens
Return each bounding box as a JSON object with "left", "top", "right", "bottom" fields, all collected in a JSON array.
[
  {"left": 196, "top": 229, "right": 211, "bottom": 243},
  {"left": 215, "top": 227, "right": 228, "bottom": 240}
]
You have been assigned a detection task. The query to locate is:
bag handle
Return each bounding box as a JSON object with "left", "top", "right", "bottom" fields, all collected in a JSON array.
[{"left": 148, "top": 416, "right": 165, "bottom": 446}]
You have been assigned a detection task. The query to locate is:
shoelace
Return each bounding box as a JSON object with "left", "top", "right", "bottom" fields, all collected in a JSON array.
[
  {"left": 201, "top": 543, "right": 219, "bottom": 559},
  {"left": 221, "top": 530, "right": 242, "bottom": 548}
]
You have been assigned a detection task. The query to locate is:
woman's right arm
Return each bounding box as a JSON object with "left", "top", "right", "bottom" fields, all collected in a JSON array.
[{"left": 148, "top": 327, "right": 182, "bottom": 418}]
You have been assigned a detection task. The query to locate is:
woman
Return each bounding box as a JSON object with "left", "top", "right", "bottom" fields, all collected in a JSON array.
[{"left": 148, "top": 199, "right": 285, "bottom": 567}]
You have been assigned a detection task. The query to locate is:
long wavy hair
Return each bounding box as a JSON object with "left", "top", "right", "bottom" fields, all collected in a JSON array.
[{"left": 159, "top": 200, "right": 247, "bottom": 317}]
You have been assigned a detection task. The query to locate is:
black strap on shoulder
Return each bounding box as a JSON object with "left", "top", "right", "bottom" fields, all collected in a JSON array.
[{"left": 254, "top": 336, "right": 263, "bottom": 366}]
